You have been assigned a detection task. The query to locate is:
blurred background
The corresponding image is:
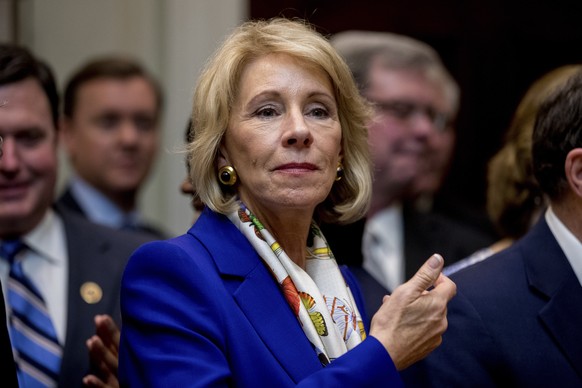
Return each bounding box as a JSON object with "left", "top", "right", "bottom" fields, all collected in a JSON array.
[{"left": 2, "top": 0, "right": 581, "bottom": 237}]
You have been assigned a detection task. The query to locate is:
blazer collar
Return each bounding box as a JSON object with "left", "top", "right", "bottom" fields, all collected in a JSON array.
[
  {"left": 521, "top": 218, "right": 582, "bottom": 378},
  {"left": 189, "top": 208, "right": 323, "bottom": 382}
]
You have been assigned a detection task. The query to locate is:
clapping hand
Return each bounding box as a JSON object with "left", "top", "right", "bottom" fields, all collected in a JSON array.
[{"left": 83, "top": 315, "right": 120, "bottom": 388}]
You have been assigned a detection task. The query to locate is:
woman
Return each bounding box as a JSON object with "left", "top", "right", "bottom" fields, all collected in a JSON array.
[{"left": 119, "top": 18, "right": 455, "bottom": 386}]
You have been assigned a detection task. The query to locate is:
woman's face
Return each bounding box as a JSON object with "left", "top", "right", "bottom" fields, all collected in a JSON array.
[{"left": 222, "top": 53, "right": 342, "bottom": 217}]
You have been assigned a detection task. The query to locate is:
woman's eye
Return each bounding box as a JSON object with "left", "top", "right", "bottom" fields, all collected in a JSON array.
[
  {"left": 255, "top": 107, "right": 278, "bottom": 118},
  {"left": 309, "top": 107, "right": 329, "bottom": 118}
]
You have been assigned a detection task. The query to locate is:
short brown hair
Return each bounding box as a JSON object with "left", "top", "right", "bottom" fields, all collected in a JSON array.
[{"left": 63, "top": 56, "right": 163, "bottom": 118}]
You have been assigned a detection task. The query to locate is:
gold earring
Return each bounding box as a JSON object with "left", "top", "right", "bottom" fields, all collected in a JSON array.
[
  {"left": 218, "top": 166, "right": 237, "bottom": 186},
  {"left": 335, "top": 162, "right": 344, "bottom": 181}
]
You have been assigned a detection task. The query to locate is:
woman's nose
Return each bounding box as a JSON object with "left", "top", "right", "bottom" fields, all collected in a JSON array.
[{"left": 283, "top": 110, "right": 313, "bottom": 147}]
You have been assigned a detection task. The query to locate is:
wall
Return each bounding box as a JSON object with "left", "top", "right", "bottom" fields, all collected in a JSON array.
[{"left": 7, "top": 0, "right": 248, "bottom": 236}]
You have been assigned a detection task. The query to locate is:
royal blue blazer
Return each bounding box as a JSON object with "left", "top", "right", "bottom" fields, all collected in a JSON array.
[
  {"left": 402, "top": 217, "right": 582, "bottom": 387},
  {"left": 119, "top": 208, "right": 401, "bottom": 387}
]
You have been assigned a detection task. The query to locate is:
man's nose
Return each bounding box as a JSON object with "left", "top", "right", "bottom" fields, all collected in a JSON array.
[
  {"left": 118, "top": 121, "right": 140, "bottom": 145},
  {"left": 0, "top": 136, "right": 21, "bottom": 172}
]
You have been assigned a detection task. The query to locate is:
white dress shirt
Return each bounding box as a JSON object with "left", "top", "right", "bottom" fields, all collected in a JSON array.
[
  {"left": 545, "top": 207, "right": 582, "bottom": 286},
  {"left": 362, "top": 204, "right": 405, "bottom": 292},
  {"left": 1, "top": 209, "right": 69, "bottom": 343}
]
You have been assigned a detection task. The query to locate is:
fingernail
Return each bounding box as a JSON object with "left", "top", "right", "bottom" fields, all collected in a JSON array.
[{"left": 429, "top": 254, "right": 443, "bottom": 269}]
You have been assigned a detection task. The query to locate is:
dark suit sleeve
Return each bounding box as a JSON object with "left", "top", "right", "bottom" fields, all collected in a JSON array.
[{"left": 400, "top": 290, "right": 502, "bottom": 387}]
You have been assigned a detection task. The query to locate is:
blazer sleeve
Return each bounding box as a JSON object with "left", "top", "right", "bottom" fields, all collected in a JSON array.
[{"left": 119, "top": 240, "right": 401, "bottom": 387}]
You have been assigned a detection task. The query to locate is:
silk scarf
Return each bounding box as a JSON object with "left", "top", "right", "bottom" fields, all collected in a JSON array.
[{"left": 227, "top": 202, "right": 365, "bottom": 365}]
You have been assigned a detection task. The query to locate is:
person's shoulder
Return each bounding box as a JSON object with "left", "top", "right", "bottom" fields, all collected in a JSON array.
[
  {"left": 122, "top": 233, "right": 221, "bottom": 293},
  {"left": 56, "top": 203, "right": 155, "bottom": 248},
  {"left": 134, "top": 221, "right": 168, "bottom": 240},
  {"left": 430, "top": 211, "right": 495, "bottom": 244},
  {"left": 55, "top": 185, "right": 84, "bottom": 214},
  {"left": 448, "top": 243, "right": 526, "bottom": 299}
]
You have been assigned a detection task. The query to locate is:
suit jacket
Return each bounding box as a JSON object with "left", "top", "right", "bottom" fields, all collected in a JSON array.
[
  {"left": 57, "top": 187, "right": 167, "bottom": 240},
  {"left": 345, "top": 265, "right": 389, "bottom": 325},
  {"left": 322, "top": 203, "right": 494, "bottom": 288},
  {"left": 55, "top": 204, "right": 154, "bottom": 387},
  {"left": 0, "top": 282, "right": 18, "bottom": 387},
  {"left": 119, "top": 208, "right": 402, "bottom": 387},
  {"left": 401, "top": 217, "right": 582, "bottom": 387}
]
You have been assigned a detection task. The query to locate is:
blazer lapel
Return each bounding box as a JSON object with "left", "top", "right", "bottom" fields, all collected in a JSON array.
[
  {"left": 191, "top": 209, "right": 323, "bottom": 382},
  {"left": 523, "top": 219, "right": 582, "bottom": 378}
]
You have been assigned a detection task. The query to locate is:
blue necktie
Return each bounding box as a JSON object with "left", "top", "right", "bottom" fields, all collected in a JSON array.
[{"left": 1, "top": 240, "right": 62, "bottom": 387}]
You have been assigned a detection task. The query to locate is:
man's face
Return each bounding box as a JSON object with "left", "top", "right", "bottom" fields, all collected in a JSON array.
[
  {"left": 62, "top": 77, "right": 159, "bottom": 198},
  {"left": 0, "top": 78, "right": 58, "bottom": 237},
  {"left": 364, "top": 62, "right": 453, "bottom": 201}
]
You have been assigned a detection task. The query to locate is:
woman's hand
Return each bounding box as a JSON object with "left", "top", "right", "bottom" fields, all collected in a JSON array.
[
  {"left": 83, "top": 314, "right": 120, "bottom": 388},
  {"left": 369, "top": 253, "right": 456, "bottom": 370}
]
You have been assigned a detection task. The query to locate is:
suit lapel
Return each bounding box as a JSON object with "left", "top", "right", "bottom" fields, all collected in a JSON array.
[
  {"left": 403, "top": 206, "right": 433, "bottom": 279},
  {"left": 191, "top": 209, "right": 323, "bottom": 382},
  {"left": 59, "top": 210, "right": 114, "bottom": 378},
  {"left": 57, "top": 187, "right": 87, "bottom": 216},
  {"left": 523, "top": 219, "right": 582, "bottom": 378}
]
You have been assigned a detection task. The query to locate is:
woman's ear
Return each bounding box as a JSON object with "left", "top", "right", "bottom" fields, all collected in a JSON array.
[
  {"left": 217, "top": 145, "right": 230, "bottom": 169},
  {"left": 565, "top": 148, "right": 582, "bottom": 198}
]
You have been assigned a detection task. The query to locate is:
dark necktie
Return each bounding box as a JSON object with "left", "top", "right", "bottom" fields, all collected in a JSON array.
[{"left": 1, "top": 239, "right": 62, "bottom": 387}]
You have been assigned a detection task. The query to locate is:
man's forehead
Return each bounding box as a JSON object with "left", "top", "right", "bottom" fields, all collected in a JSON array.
[
  {"left": 0, "top": 79, "right": 54, "bottom": 128},
  {"left": 367, "top": 66, "right": 449, "bottom": 106},
  {"left": 74, "top": 77, "right": 159, "bottom": 113}
]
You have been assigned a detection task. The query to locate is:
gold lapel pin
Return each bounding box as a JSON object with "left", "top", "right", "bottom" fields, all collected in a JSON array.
[{"left": 80, "top": 282, "right": 103, "bottom": 304}]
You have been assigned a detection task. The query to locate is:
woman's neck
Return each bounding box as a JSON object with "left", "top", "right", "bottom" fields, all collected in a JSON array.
[{"left": 247, "top": 205, "right": 313, "bottom": 269}]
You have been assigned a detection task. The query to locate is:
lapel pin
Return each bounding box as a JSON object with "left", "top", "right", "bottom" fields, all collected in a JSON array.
[{"left": 80, "top": 281, "right": 103, "bottom": 304}]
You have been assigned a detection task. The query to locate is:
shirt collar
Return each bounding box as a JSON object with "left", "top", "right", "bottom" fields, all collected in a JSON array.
[
  {"left": 70, "top": 175, "right": 140, "bottom": 228},
  {"left": 366, "top": 203, "right": 403, "bottom": 238},
  {"left": 22, "top": 208, "right": 67, "bottom": 266},
  {"left": 545, "top": 207, "right": 582, "bottom": 286}
]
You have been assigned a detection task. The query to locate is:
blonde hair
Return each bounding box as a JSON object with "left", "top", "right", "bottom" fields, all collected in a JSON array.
[
  {"left": 487, "top": 64, "right": 582, "bottom": 238},
  {"left": 188, "top": 18, "right": 372, "bottom": 224}
]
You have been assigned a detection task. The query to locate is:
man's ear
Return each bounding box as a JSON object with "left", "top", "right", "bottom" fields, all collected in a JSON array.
[{"left": 565, "top": 148, "right": 582, "bottom": 198}]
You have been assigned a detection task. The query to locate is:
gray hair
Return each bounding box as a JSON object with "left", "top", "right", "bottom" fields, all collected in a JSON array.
[{"left": 331, "top": 31, "right": 460, "bottom": 115}]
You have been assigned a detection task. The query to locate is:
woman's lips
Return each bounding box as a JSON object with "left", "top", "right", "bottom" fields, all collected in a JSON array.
[{"left": 275, "top": 162, "right": 317, "bottom": 172}]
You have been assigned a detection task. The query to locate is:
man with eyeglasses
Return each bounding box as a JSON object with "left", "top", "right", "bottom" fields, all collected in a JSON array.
[{"left": 322, "top": 31, "right": 492, "bottom": 315}]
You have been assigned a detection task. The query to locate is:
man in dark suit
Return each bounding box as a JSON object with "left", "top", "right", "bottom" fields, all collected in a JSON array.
[
  {"left": 401, "top": 69, "right": 582, "bottom": 386},
  {"left": 0, "top": 44, "right": 152, "bottom": 387},
  {"left": 57, "top": 56, "right": 166, "bottom": 239},
  {"left": 324, "top": 31, "right": 492, "bottom": 296}
]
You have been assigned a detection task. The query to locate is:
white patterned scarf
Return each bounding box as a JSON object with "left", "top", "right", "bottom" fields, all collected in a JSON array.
[{"left": 227, "top": 202, "right": 365, "bottom": 365}]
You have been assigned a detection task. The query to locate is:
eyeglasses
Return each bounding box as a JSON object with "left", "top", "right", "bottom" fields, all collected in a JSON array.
[{"left": 370, "top": 99, "right": 450, "bottom": 132}]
